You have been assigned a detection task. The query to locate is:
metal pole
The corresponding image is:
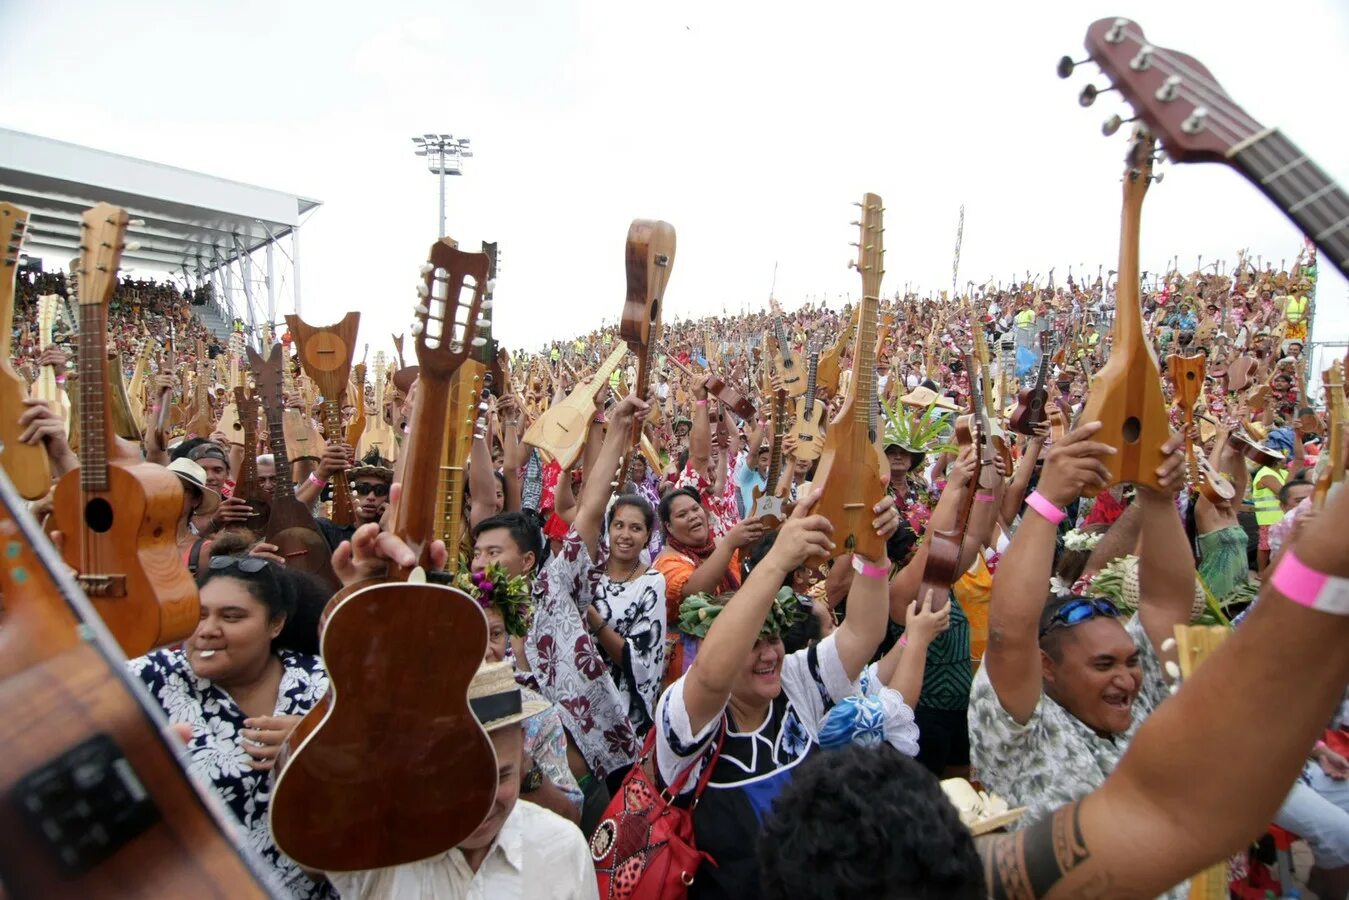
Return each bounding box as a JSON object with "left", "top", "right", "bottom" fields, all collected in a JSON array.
[
  {"left": 265, "top": 240, "right": 276, "bottom": 338},
  {"left": 292, "top": 227, "right": 303, "bottom": 316},
  {"left": 438, "top": 146, "right": 447, "bottom": 238}
]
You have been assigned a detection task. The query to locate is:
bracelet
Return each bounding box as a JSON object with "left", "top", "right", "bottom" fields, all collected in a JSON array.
[
  {"left": 852, "top": 554, "right": 889, "bottom": 579},
  {"left": 694, "top": 398, "right": 708, "bottom": 407},
  {"left": 307, "top": 472, "right": 328, "bottom": 488},
  {"left": 898, "top": 634, "right": 909, "bottom": 648},
  {"left": 54, "top": 374, "right": 67, "bottom": 385},
  {"left": 975, "top": 491, "right": 995, "bottom": 503},
  {"left": 1025, "top": 490, "right": 1066, "bottom": 526},
  {"left": 1270, "top": 549, "right": 1349, "bottom": 615},
  {"left": 1315, "top": 739, "right": 1328, "bottom": 752}
]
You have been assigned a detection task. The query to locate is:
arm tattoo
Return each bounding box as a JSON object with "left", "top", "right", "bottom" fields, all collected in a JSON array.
[{"left": 981, "top": 799, "right": 1111, "bottom": 899}]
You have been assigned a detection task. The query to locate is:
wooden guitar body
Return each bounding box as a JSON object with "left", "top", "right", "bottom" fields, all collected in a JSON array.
[
  {"left": 1009, "top": 333, "right": 1054, "bottom": 436},
  {"left": 231, "top": 389, "right": 270, "bottom": 528},
  {"left": 792, "top": 397, "right": 826, "bottom": 461},
  {"left": 523, "top": 343, "right": 627, "bottom": 470},
  {"left": 282, "top": 408, "right": 324, "bottom": 462},
  {"left": 1077, "top": 133, "right": 1169, "bottom": 496},
  {"left": 285, "top": 311, "right": 361, "bottom": 525},
  {"left": 0, "top": 202, "right": 51, "bottom": 499},
  {"left": 0, "top": 470, "right": 274, "bottom": 898},
  {"left": 616, "top": 219, "right": 676, "bottom": 485},
  {"left": 270, "top": 580, "right": 494, "bottom": 872},
  {"left": 51, "top": 461, "right": 199, "bottom": 657}
]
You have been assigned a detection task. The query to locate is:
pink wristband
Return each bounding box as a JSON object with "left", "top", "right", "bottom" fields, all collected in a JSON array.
[
  {"left": 975, "top": 491, "right": 995, "bottom": 503},
  {"left": 1025, "top": 490, "right": 1065, "bottom": 526},
  {"left": 898, "top": 634, "right": 909, "bottom": 648},
  {"left": 308, "top": 472, "right": 328, "bottom": 488},
  {"left": 1270, "top": 549, "right": 1349, "bottom": 615},
  {"left": 694, "top": 399, "right": 708, "bottom": 407},
  {"left": 852, "top": 554, "right": 888, "bottom": 579}
]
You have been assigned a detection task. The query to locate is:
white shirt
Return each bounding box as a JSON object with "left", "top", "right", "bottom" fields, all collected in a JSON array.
[{"left": 328, "top": 800, "right": 598, "bottom": 900}]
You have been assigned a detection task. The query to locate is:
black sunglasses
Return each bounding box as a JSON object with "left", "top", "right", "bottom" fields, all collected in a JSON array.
[
  {"left": 208, "top": 555, "right": 271, "bottom": 574},
  {"left": 1039, "top": 597, "right": 1121, "bottom": 638},
  {"left": 353, "top": 482, "right": 391, "bottom": 498}
]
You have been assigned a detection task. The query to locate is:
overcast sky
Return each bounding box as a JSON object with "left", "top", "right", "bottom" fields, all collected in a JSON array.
[{"left": 2, "top": 0, "right": 1345, "bottom": 363}]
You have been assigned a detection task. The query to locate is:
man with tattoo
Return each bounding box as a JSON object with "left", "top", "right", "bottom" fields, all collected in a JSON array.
[{"left": 758, "top": 471, "right": 1349, "bottom": 898}]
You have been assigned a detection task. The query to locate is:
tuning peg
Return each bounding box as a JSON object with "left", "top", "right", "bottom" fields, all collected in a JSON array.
[
  {"left": 1056, "top": 55, "right": 1090, "bottom": 79},
  {"left": 1102, "top": 114, "right": 1136, "bottom": 136},
  {"left": 471, "top": 336, "right": 487, "bottom": 347},
  {"left": 1104, "top": 18, "right": 1128, "bottom": 44},
  {"left": 1151, "top": 171, "right": 1165, "bottom": 184},
  {"left": 480, "top": 300, "right": 493, "bottom": 312},
  {"left": 1129, "top": 44, "right": 1155, "bottom": 71},
  {"left": 413, "top": 303, "right": 429, "bottom": 317},
  {"left": 419, "top": 262, "right": 433, "bottom": 275},
  {"left": 416, "top": 282, "right": 429, "bottom": 298},
  {"left": 1078, "top": 83, "right": 1117, "bottom": 107},
  {"left": 410, "top": 321, "right": 425, "bottom": 336},
  {"left": 486, "top": 278, "right": 497, "bottom": 292},
  {"left": 1181, "top": 107, "right": 1209, "bottom": 134},
  {"left": 1154, "top": 75, "right": 1182, "bottom": 103}
]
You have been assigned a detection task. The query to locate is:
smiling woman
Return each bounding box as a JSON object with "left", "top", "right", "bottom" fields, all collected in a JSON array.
[{"left": 126, "top": 557, "right": 334, "bottom": 900}]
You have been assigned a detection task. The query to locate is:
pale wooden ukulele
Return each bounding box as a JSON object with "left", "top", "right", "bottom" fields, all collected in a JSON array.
[
  {"left": 524, "top": 342, "right": 628, "bottom": 470},
  {"left": 0, "top": 202, "right": 51, "bottom": 499},
  {"left": 791, "top": 335, "right": 827, "bottom": 461},
  {"left": 1172, "top": 624, "right": 1230, "bottom": 900},
  {"left": 285, "top": 311, "right": 361, "bottom": 526}
]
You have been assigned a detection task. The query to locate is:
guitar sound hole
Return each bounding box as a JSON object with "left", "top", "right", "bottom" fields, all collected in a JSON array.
[
  {"left": 84, "top": 498, "right": 114, "bottom": 533},
  {"left": 1122, "top": 417, "right": 1141, "bottom": 444},
  {"left": 1185, "top": 371, "right": 1196, "bottom": 382}
]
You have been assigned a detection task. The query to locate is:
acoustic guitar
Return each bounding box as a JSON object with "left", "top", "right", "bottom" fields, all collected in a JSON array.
[
  {"left": 1313, "top": 361, "right": 1345, "bottom": 510},
  {"left": 247, "top": 342, "right": 340, "bottom": 592},
  {"left": 524, "top": 342, "right": 627, "bottom": 471},
  {"left": 1009, "top": 331, "right": 1054, "bottom": 436},
  {"left": 358, "top": 351, "right": 397, "bottom": 463},
  {"left": 748, "top": 389, "right": 791, "bottom": 529},
  {"left": 50, "top": 205, "right": 199, "bottom": 658},
  {"left": 791, "top": 335, "right": 827, "bottom": 461},
  {"left": 270, "top": 237, "right": 495, "bottom": 873},
  {"left": 807, "top": 194, "right": 889, "bottom": 565},
  {"left": 1166, "top": 354, "right": 1235, "bottom": 505},
  {"left": 285, "top": 311, "right": 361, "bottom": 527},
  {"left": 0, "top": 202, "right": 51, "bottom": 499},
  {"left": 767, "top": 300, "right": 807, "bottom": 398},
  {"left": 657, "top": 340, "right": 756, "bottom": 421},
  {"left": 1078, "top": 17, "right": 1348, "bottom": 282},
  {"left": 616, "top": 219, "right": 677, "bottom": 488},
  {"left": 1075, "top": 130, "right": 1170, "bottom": 496},
  {"left": 0, "top": 469, "right": 275, "bottom": 898}
]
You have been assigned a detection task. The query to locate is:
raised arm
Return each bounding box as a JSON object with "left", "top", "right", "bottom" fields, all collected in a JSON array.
[
  {"left": 884, "top": 446, "right": 977, "bottom": 622},
  {"left": 877, "top": 587, "right": 950, "bottom": 703},
  {"left": 983, "top": 423, "right": 1114, "bottom": 725},
  {"left": 499, "top": 394, "right": 526, "bottom": 512},
  {"left": 572, "top": 394, "right": 647, "bottom": 559},
  {"left": 1135, "top": 432, "right": 1194, "bottom": 653},
  {"left": 831, "top": 495, "right": 902, "bottom": 679},
  {"left": 1001, "top": 429, "right": 1046, "bottom": 526},
  {"left": 688, "top": 376, "right": 711, "bottom": 476}
]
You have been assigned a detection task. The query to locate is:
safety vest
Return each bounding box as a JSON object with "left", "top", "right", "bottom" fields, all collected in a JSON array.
[
  {"left": 1252, "top": 465, "right": 1287, "bottom": 526},
  {"left": 1015, "top": 308, "right": 1035, "bottom": 328},
  {"left": 1284, "top": 295, "right": 1308, "bottom": 324},
  {"left": 550, "top": 347, "right": 560, "bottom": 362}
]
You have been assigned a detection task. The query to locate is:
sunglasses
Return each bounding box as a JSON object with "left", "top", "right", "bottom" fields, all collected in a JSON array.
[
  {"left": 1039, "top": 597, "right": 1121, "bottom": 638},
  {"left": 353, "top": 482, "right": 391, "bottom": 498},
  {"left": 208, "top": 555, "right": 271, "bottom": 574}
]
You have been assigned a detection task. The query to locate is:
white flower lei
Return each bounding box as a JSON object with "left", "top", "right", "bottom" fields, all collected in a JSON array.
[{"left": 1062, "top": 529, "right": 1103, "bottom": 552}]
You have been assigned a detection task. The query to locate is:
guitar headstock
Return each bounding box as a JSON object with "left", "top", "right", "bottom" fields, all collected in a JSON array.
[
  {"left": 247, "top": 342, "right": 287, "bottom": 411},
  {"left": 1071, "top": 18, "right": 1246, "bottom": 164},
  {"left": 1324, "top": 360, "right": 1346, "bottom": 412},
  {"left": 1123, "top": 126, "right": 1158, "bottom": 207},
  {"left": 76, "top": 203, "right": 134, "bottom": 309},
  {"left": 1039, "top": 330, "right": 1053, "bottom": 352},
  {"left": 413, "top": 238, "right": 489, "bottom": 380},
  {"left": 850, "top": 193, "right": 885, "bottom": 299},
  {"left": 2, "top": 203, "right": 29, "bottom": 270},
  {"left": 620, "top": 219, "right": 677, "bottom": 347}
]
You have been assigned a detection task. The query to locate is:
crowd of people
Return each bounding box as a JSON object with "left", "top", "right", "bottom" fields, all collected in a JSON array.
[{"left": 4, "top": 240, "right": 1347, "bottom": 900}]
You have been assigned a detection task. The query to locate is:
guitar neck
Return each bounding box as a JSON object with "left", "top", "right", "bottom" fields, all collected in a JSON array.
[
  {"left": 851, "top": 293, "right": 879, "bottom": 433},
  {"left": 765, "top": 393, "right": 787, "bottom": 488},
  {"left": 391, "top": 374, "right": 451, "bottom": 568},
  {"left": 262, "top": 398, "right": 297, "bottom": 501},
  {"left": 805, "top": 351, "right": 819, "bottom": 406},
  {"left": 1231, "top": 131, "right": 1349, "bottom": 281},
  {"left": 323, "top": 400, "right": 354, "bottom": 523},
  {"left": 77, "top": 304, "right": 112, "bottom": 490},
  {"left": 235, "top": 393, "right": 260, "bottom": 497}
]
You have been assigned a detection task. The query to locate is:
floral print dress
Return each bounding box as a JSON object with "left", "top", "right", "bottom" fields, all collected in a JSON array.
[{"left": 128, "top": 649, "right": 333, "bottom": 900}]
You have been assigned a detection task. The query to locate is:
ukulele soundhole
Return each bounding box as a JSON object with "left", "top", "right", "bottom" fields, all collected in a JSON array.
[
  {"left": 1122, "top": 416, "right": 1141, "bottom": 444},
  {"left": 84, "top": 498, "right": 114, "bottom": 533}
]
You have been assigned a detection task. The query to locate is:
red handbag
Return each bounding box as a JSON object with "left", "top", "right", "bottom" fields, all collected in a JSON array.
[{"left": 589, "top": 721, "right": 726, "bottom": 900}]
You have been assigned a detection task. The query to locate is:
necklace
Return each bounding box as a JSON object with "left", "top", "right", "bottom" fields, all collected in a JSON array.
[{"left": 608, "top": 556, "right": 643, "bottom": 585}]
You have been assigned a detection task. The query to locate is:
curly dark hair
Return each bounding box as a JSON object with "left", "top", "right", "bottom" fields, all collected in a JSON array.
[{"left": 757, "top": 744, "right": 985, "bottom": 899}]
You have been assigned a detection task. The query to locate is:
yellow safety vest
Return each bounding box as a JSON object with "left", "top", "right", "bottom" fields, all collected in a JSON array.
[
  {"left": 1252, "top": 465, "right": 1287, "bottom": 526},
  {"left": 1284, "top": 295, "right": 1308, "bottom": 324},
  {"left": 1015, "top": 309, "right": 1035, "bottom": 328}
]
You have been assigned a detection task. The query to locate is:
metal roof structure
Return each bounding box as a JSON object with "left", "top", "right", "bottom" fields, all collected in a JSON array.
[{"left": 0, "top": 126, "right": 320, "bottom": 336}]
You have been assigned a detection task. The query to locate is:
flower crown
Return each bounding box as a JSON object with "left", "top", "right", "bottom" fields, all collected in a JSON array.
[
  {"left": 453, "top": 563, "right": 533, "bottom": 638},
  {"left": 677, "top": 587, "right": 806, "bottom": 640}
]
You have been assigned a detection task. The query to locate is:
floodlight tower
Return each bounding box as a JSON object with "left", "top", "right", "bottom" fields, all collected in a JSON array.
[{"left": 411, "top": 133, "right": 473, "bottom": 237}]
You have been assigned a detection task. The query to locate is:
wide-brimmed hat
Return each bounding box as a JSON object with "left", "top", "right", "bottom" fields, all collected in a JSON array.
[
  {"left": 166, "top": 458, "right": 221, "bottom": 515},
  {"left": 470, "top": 661, "right": 548, "bottom": 732}
]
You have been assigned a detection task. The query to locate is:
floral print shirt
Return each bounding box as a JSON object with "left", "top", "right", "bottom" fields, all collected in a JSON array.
[{"left": 127, "top": 649, "right": 333, "bottom": 900}]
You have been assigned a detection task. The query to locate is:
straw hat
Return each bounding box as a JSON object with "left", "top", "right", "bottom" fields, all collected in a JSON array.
[
  {"left": 469, "top": 660, "right": 548, "bottom": 732},
  {"left": 166, "top": 458, "right": 221, "bottom": 515}
]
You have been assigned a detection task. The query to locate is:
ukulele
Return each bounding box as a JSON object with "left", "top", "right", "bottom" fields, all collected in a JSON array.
[
  {"left": 0, "top": 203, "right": 51, "bottom": 499},
  {"left": 358, "top": 350, "right": 397, "bottom": 463},
  {"left": 1313, "top": 362, "right": 1345, "bottom": 510},
  {"left": 1077, "top": 17, "right": 1348, "bottom": 282},
  {"left": 1166, "top": 354, "right": 1236, "bottom": 505},
  {"left": 229, "top": 383, "right": 269, "bottom": 528},
  {"left": 523, "top": 342, "right": 627, "bottom": 470},
  {"left": 657, "top": 341, "right": 756, "bottom": 420},
  {"left": 50, "top": 205, "right": 199, "bottom": 657},
  {"left": 616, "top": 219, "right": 677, "bottom": 488},
  {"left": 107, "top": 349, "right": 144, "bottom": 443},
  {"left": 438, "top": 362, "right": 487, "bottom": 558},
  {"left": 184, "top": 359, "right": 214, "bottom": 439},
  {"left": 285, "top": 311, "right": 361, "bottom": 527},
  {"left": 767, "top": 300, "right": 807, "bottom": 398},
  {"left": 748, "top": 389, "right": 791, "bottom": 528},
  {"left": 792, "top": 335, "right": 827, "bottom": 461},
  {"left": 815, "top": 308, "right": 852, "bottom": 401},
  {"left": 920, "top": 353, "right": 985, "bottom": 612},
  {"left": 972, "top": 326, "right": 1013, "bottom": 472},
  {"left": 1075, "top": 130, "right": 1170, "bottom": 495},
  {"left": 0, "top": 469, "right": 274, "bottom": 898},
  {"left": 1009, "top": 331, "right": 1054, "bottom": 436},
  {"left": 214, "top": 333, "right": 248, "bottom": 442},
  {"left": 345, "top": 346, "right": 369, "bottom": 449},
  {"left": 34, "top": 294, "right": 73, "bottom": 434},
  {"left": 270, "top": 238, "right": 495, "bottom": 873},
  {"left": 125, "top": 329, "right": 156, "bottom": 436},
  {"left": 247, "top": 342, "right": 340, "bottom": 591},
  {"left": 480, "top": 241, "right": 510, "bottom": 397},
  {"left": 807, "top": 194, "right": 889, "bottom": 565}
]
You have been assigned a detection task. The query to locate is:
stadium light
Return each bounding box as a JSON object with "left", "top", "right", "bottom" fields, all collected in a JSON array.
[{"left": 411, "top": 133, "right": 474, "bottom": 237}]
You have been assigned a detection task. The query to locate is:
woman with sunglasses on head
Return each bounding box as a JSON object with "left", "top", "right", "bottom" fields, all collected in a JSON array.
[
  {"left": 127, "top": 556, "right": 334, "bottom": 900},
  {"left": 969, "top": 422, "right": 1196, "bottom": 899}
]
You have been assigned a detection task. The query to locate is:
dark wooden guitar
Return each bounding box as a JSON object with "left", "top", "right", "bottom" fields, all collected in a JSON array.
[
  {"left": 285, "top": 311, "right": 361, "bottom": 527},
  {"left": 807, "top": 194, "right": 889, "bottom": 565},
  {"left": 1076, "top": 17, "right": 1348, "bottom": 282},
  {"left": 920, "top": 353, "right": 984, "bottom": 612},
  {"left": 0, "top": 468, "right": 275, "bottom": 898},
  {"left": 246, "top": 342, "right": 339, "bottom": 592},
  {"left": 50, "top": 204, "right": 199, "bottom": 657},
  {"left": 749, "top": 389, "right": 790, "bottom": 529},
  {"left": 1075, "top": 131, "right": 1170, "bottom": 496},
  {"left": 269, "top": 238, "right": 495, "bottom": 874},
  {"left": 0, "top": 202, "right": 51, "bottom": 499},
  {"left": 231, "top": 385, "right": 269, "bottom": 528},
  {"left": 616, "top": 219, "right": 677, "bottom": 487},
  {"left": 657, "top": 340, "right": 756, "bottom": 420},
  {"left": 1009, "top": 331, "right": 1053, "bottom": 436}
]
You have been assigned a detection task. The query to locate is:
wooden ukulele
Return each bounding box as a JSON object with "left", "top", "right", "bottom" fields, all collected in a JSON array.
[
  {"left": 920, "top": 353, "right": 984, "bottom": 612},
  {"left": 0, "top": 202, "right": 51, "bottom": 499},
  {"left": 1313, "top": 361, "right": 1345, "bottom": 510},
  {"left": 480, "top": 241, "right": 510, "bottom": 397},
  {"left": 791, "top": 335, "right": 827, "bottom": 461},
  {"left": 657, "top": 341, "right": 756, "bottom": 420},
  {"left": 616, "top": 219, "right": 677, "bottom": 487},
  {"left": 230, "top": 385, "right": 270, "bottom": 528},
  {"left": 807, "top": 194, "right": 889, "bottom": 565},
  {"left": 972, "top": 326, "right": 1013, "bottom": 472},
  {"left": 767, "top": 300, "right": 807, "bottom": 398},
  {"left": 34, "top": 294, "right": 73, "bottom": 435},
  {"left": 345, "top": 346, "right": 369, "bottom": 449},
  {"left": 1171, "top": 624, "right": 1231, "bottom": 899},
  {"left": 523, "top": 342, "right": 627, "bottom": 470},
  {"left": 213, "top": 333, "right": 248, "bottom": 442},
  {"left": 438, "top": 362, "right": 487, "bottom": 558},
  {"left": 50, "top": 205, "right": 199, "bottom": 657},
  {"left": 247, "top": 342, "right": 340, "bottom": 591},
  {"left": 815, "top": 306, "right": 853, "bottom": 400},
  {"left": 0, "top": 469, "right": 274, "bottom": 898},
  {"left": 125, "top": 329, "right": 155, "bottom": 437},
  {"left": 1075, "top": 131, "right": 1170, "bottom": 495},
  {"left": 1078, "top": 17, "right": 1348, "bottom": 282},
  {"left": 1167, "top": 354, "right": 1235, "bottom": 505},
  {"left": 107, "top": 349, "right": 143, "bottom": 443},
  {"left": 270, "top": 238, "right": 495, "bottom": 873},
  {"left": 748, "top": 388, "right": 791, "bottom": 528},
  {"left": 1009, "top": 331, "right": 1054, "bottom": 436},
  {"left": 285, "top": 311, "right": 361, "bottom": 527},
  {"left": 358, "top": 351, "right": 397, "bottom": 462},
  {"left": 184, "top": 358, "right": 214, "bottom": 439}
]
